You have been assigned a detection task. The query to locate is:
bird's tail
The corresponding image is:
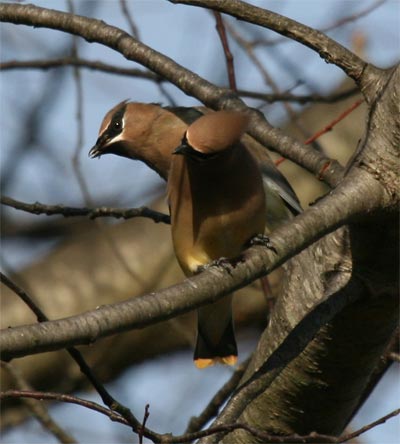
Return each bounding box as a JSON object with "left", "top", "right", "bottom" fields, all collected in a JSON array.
[{"left": 193, "top": 295, "right": 238, "bottom": 369}]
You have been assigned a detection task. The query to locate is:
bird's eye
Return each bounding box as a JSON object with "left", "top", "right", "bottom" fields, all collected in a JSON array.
[{"left": 112, "top": 119, "right": 122, "bottom": 130}]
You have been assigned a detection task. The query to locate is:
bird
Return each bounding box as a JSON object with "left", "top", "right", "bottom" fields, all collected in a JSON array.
[
  {"left": 89, "top": 102, "right": 302, "bottom": 367},
  {"left": 167, "top": 110, "right": 267, "bottom": 368},
  {"left": 89, "top": 101, "right": 302, "bottom": 225}
]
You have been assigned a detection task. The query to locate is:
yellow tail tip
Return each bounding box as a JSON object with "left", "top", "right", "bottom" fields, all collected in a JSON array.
[
  {"left": 221, "top": 355, "right": 238, "bottom": 366},
  {"left": 194, "top": 355, "right": 237, "bottom": 369}
]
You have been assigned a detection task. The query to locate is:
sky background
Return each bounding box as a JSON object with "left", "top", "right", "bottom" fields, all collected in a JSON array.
[{"left": 1, "top": 0, "right": 399, "bottom": 443}]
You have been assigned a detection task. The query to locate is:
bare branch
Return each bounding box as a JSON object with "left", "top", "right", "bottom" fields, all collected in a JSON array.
[
  {"left": 225, "top": 20, "right": 320, "bottom": 149},
  {"left": 169, "top": 0, "right": 371, "bottom": 82},
  {"left": 0, "top": 164, "right": 386, "bottom": 360},
  {"left": 0, "top": 57, "right": 160, "bottom": 80},
  {"left": 1, "top": 364, "right": 77, "bottom": 444},
  {"left": 138, "top": 404, "right": 150, "bottom": 444},
  {"left": 1, "top": 195, "right": 170, "bottom": 224},
  {"left": 213, "top": 11, "right": 237, "bottom": 90},
  {"left": 1, "top": 389, "right": 399, "bottom": 443},
  {"left": 186, "top": 358, "right": 250, "bottom": 433},
  {"left": 0, "top": 389, "right": 130, "bottom": 427},
  {"left": 339, "top": 409, "right": 400, "bottom": 443},
  {"left": 304, "top": 99, "right": 364, "bottom": 145},
  {"left": 0, "top": 58, "right": 359, "bottom": 104},
  {"left": 119, "top": 0, "right": 140, "bottom": 39},
  {"left": 251, "top": 0, "right": 387, "bottom": 47},
  {"left": 0, "top": 272, "right": 162, "bottom": 443},
  {"left": 0, "top": 2, "right": 344, "bottom": 187}
]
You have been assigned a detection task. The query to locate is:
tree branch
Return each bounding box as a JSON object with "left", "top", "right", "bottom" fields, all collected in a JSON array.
[
  {"left": 0, "top": 272, "right": 162, "bottom": 443},
  {"left": 0, "top": 2, "right": 344, "bottom": 187},
  {"left": 0, "top": 58, "right": 360, "bottom": 104},
  {"left": 186, "top": 358, "right": 250, "bottom": 433},
  {"left": 251, "top": 0, "right": 386, "bottom": 48},
  {"left": 0, "top": 165, "right": 387, "bottom": 360},
  {"left": 1, "top": 195, "right": 170, "bottom": 224},
  {"left": 0, "top": 389, "right": 130, "bottom": 427},
  {"left": 1, "top": 364, "right": 77, "bottom": 443},
  {"left": 213, "top": 11, "right": 237, "bottom": 90},
  {"left": 169, "top": 0, "right": 372, "bottom": 82},
  {"left": 0, "top": 57, "right": 161, "bottom": 80}
]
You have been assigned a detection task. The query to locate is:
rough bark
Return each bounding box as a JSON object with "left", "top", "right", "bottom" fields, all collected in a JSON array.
[{"left": 202, "top": 65, "right": 399, "bottom": 443}]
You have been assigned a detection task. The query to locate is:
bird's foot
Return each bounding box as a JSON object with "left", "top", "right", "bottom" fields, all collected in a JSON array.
[
  {"left": 197, "top": 257, "right": 233, "bottom": 275},
  {"left": 248, "top": 234, "right": 277, "bottom": 253}
]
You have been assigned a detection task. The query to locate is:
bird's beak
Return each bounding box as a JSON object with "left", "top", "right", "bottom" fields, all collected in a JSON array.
[
  {"left": 88, "top": 133, "right": 109, "bottom": 159},
  {"left": 89, "top": 143, "right": 102, "bottom": 159}
]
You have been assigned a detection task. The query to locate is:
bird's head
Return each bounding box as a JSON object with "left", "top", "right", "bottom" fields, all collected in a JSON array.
[
  {"left": 90, "top": 100, "right": 166, "bottom": 160},
  {"left": 89, "top": 101, "right": 189, "bottom": 179}
]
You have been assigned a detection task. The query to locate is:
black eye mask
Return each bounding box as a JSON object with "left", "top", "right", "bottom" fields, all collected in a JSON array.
[{"left": 107, "top": 105, "right": 126, "bottom": 138}]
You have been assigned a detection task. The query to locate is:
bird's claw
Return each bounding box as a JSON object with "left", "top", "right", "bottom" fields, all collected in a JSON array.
[
  {"left": 249, "top": 234, "right": 277, "bottom": 253},
  {"left": 197, "top": 257, "right": 233, "bottom": 275}
]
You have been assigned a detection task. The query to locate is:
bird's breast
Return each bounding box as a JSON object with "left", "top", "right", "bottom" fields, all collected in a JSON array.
[{"left": 168, "top": 151, "right": 266, "bottom": 275}]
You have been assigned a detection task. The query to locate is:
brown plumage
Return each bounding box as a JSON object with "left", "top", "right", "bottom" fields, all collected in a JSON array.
[
  {"left": 89, "top": 101, "right": 301, "bottom": 225},
  {"left": 89, "top": 101, "right": 188, "bottom": 180},
  {"left": 167, "top": 111, "right": 267, "bottom": 368},
  {"left": 90, "top": 102, "right": 302, "bottom": 367}
]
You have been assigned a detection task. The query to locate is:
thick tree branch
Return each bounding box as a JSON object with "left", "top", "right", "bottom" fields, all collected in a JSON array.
[
  {"left": 0, "top": 165, "right": 388, "bottom": 360},
  {"left": 0, "top": 2, "right": 344, "bottom": 187},
  {"left": 250, "top": 0, "right": 386, "bottom": 47},
  {"left": 169, "top": 0, "right": 373, "bottom": 83},
  {"left": 199, "top": 63, "right": 400, "bottom": 444}
]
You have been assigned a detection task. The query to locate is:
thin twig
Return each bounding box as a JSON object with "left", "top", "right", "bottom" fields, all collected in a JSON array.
[
  {"left": 225, "top": 20, "right": 321, "bottom": 149},
  {"left": 139, "top": 404, "right": 150, "bottom": 444},
  {"left": 186, "top": 358, "right": 250, "bottom": 433},
  {"left": 0, "top": 58, "right": 359, "bottom": 104},
  {"left": 119, "top": 0, "right": 140, "bottom": 39},
  {"left": 1, "top": 195, "right": 170, "bottom": 224},
  {"left": 241, "top": 87, "right": 359, "bottom": 104},
  {"left": 0, "top": 3, "right": 348, "bottom": 187},
  {"left": 303, "top": 99, "right": 364, "bottom": 145},
  {"left": 338, "top": 408, "right": 400, "bottom": 443},
  {"left": 169, "top": 0, "right": 369, "bottom": 89},
  {"left": 274, "top": 98, "right": 364, "bottom": 167},
  {"left": 67, "top": 0, "right": 92, "bottom": 206},
  {"left": 0, "top": 57, "right": 160, "bottom": 79},
  {"left": 251, "top": 0, "right": 387, "bottom": 48},
  {"left": 1, "top": 364, "right": 77, "bottom": 443},
  {"left": 213, "top": 11, "right": 237, "bottom": 90},
  {"left": 64, "top": 6, "right": 153, "bottom": 286},
  {"left": 1, "top": 388, "right": 398, "bottom": 444},
  {"left": 0, "top": 389, "right": 130, "bottom": 427},
  {"left": 0, "top": 272, "right": 162, "bottom": 443}
]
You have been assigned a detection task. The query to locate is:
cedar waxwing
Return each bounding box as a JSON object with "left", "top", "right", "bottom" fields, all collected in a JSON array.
[
  {"left": 89, "top": 101, "right": 302, "bottom": 227},
  {"left": 167, "top": 111, "right": 267, "bottom": 368},
  {"left": 89, "top": 101, "right": 302, "bottom": 367}
]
